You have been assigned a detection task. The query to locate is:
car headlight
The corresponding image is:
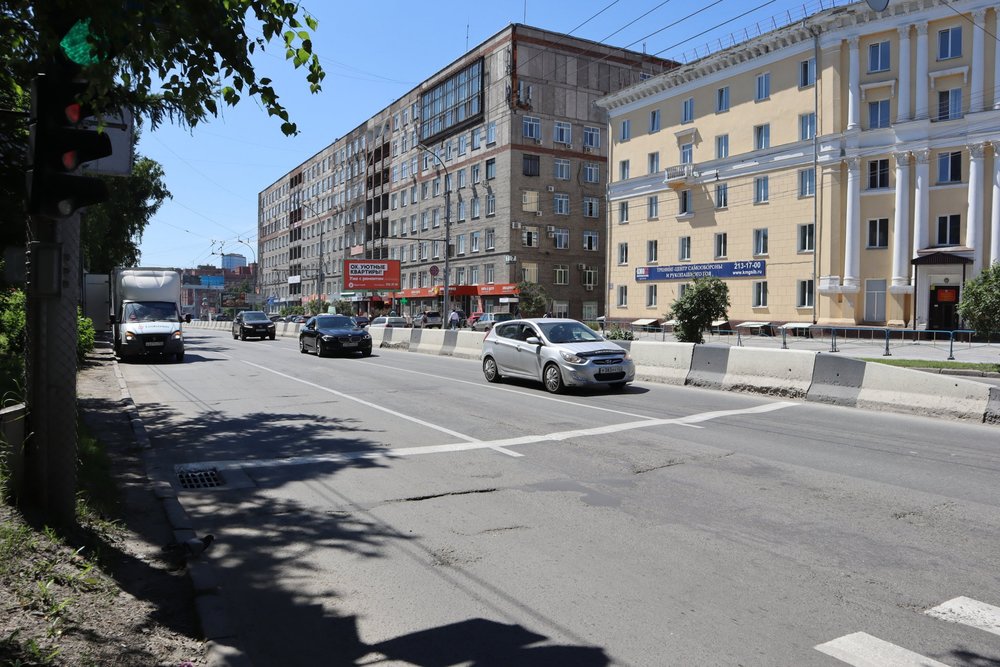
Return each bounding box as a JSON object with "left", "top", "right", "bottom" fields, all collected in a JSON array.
[
  {"left": 559, "top": 350, "right": 586, "bottom": 364},
  {"left": 172, "top": 331, "right": 183, "bottom": 340},
  {"left": 321, "top": 335, "right": 335, "bottom": 341}
]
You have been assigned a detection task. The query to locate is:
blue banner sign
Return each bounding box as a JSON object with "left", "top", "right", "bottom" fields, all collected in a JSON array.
[{"left": 635, "top": 260, "right": 766, "bottom": 281}]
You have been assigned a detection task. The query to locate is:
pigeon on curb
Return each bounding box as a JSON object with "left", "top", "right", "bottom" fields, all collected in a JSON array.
[{"left": 163, "top": 534, "right": 215, "bottom": 559}]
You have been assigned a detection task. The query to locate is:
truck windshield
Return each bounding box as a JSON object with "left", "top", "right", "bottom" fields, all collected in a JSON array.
[{"left": 124, "top": 302, "right": 178, "bottom": 322}]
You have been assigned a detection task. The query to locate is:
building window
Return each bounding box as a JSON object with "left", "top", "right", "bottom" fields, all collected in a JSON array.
[
  {"left": 471, "top": 163, "right": 481, "bottom": 183},
  {"left": 800, "top": 112, "right": 816, "bottom": 140},
  {"left": 938, "top": 26, "right": 962, "bottom": 60},
  {"left": 799, "top": 57, "right": 816, "bottom": 86},
  {"left": 486, "top": 158, "right": 496, "bottom": 179},
  {"left": 679, "top": 236, "right": 691, "bottom": 261},
  {"left": 583, "top": 197, "right": 600, "bottom": 218},
  {"left": 619, "top": 201, "right": 629, "bottom": 224},
  {"left": 649, "top": 109, "right": 661, "bottom": 132},
  {"left": 754, "top": 176, "right": 769, "bottom": 203},
  {"left": 485, "top": 262, "right": 494, "bottom": 282},
  {"left": 618, "top": 242, "right": 629, "bottom": 265},
  {"left": 523, "top": 116, "right": 540, "bottom": 140},
  {"left": 716, "top": 86, "right": 730, "bottom": 112},
  {"left": 620, "top": 119, "right": 631, "bottom": 141},
  {"left": 868, "top": 99, "right": 890, "bottom": 129},
  {"left": 754, "top": 123, "right": 770, "bottom": 150},
  {"left": 648, "top": 195, "right": 659, "bottom": 219},
  {"left": 715, "top": 232, "right": 728, "bottom": 258},
  {"left": 648, "top": 152, "right": 660, "bottom": 174},
  {"left": 753, "top": 228, "right": 768, "bottom": 256},
  {"left": 457, "top": 200, "right": 467, "bottom": 222},
  {"left": 678, "top": 189, "right": 692, "bottom": 215},
  {"left": 471, "top": 127, "right": 482, "bottom": 149},
  {"left": 752, "top": 281, "right": 768, "bottom": 308},
  {"left": 522, "top": 190, "right": 539, "bottom": 212},
  {"left": 798, "top": 223, "right": 815, "bottom": 252},
  {"left": 523, "top": 227, "right": 540, "bottom": 248},
  {"left": 937, "top": 214, "right": 961, "bottom": 245},
  {"left": 554, "top": 264, "right": 569, "bottom": 285},
  {"left": 938, "top": 151, "right": 961, "bottom": 183},
  {"left": 554, "top": 121, "right": 572, "bottom": 144},
  {"left": 471, "top": 196, "right": 480, "bottom": 218},
  {"left": 584, "top": 126, "right": 601, "bottom": 149},
  {"left": 756, "top": 72, "right": 770, "bottom": 100},
  {"left": 486, "top": 121, "right": 497, "bottom": 144},
  {"left": 554, "top": 158, "right": 570, "bottom": 180},
  {"left": 646, "top": 284, "right": 658, "bottom": 308},
  {"left": 584, "top": 162, "right": 600, "bottom": 183},
  {"left": 680, "top": 143, "right": 692, "bottom": 165},
  {"left": 521, "top": 262, "right": 538, "bottom": 282},
  {"left": 583, "top": 231, "right": 599, "bottom": 251},
  {"left": 797, "top": 279, "right": 814, "bottom": 308},
  {"left": 486, "top": 227, "right": 495, "bottom": 249},
  {"left": 554, "top": 193, "right": 569, "bottom": 215},
  {"left": 619, "top": 160, "right": 630, "bottom": 181},
  {"left": 864, "top": 279, "right": 887, "bottom": 323},
  {"left": 716, "top": 134, "right": 729, "bottom": 159},
  {"left": 867, "top": 218, "right": 889, "bottom": 248},
  {"left": 583, "top": 267, "right": 598, "bottom": 288},
  {"left": 868, "top": 41, "right": 890, "bottom": 72},
  {"left": 486, "top": 193, "right": 496, "bottom": 216},
  {"left": 937, "top": 88, "right": 962, "bottom": 121},
  {"left": 868, "top": 158, "right": 889, "bottom": 189},
  {"left": 458, "top": 134, "right": 468, "bottom": 155},
  {"left": 647, "top": 239, "right": 658, "bottom": 264},
  {"left": 554, "top": 228, "right": 568, "bottom": 249},
  {"left": 523, "top": 154, "right": 540, "bottom": 177},
  {"left": 471, "top": 231, "right": 480, "bottom": 252},
  {"left": 617, "top": 285, "right": 628, "bottom": 307},
  {"left": 682, "top": 97, "right": 694, "bottom": 123},
  {"left": 799, "top": 168, "right": 815, "bottom": 196},
  {"left": 715, "top": 183, "right": 728, "bottom": 209}
]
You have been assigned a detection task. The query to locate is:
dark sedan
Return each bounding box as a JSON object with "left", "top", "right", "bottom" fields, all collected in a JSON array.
[{"left": 298, "top": 314, "right": 373, "bottom": 357}]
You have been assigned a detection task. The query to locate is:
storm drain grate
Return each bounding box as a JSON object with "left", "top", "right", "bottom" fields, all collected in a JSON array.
[{"left": 177, "top": 468, "right": 224, "bottom": 489}]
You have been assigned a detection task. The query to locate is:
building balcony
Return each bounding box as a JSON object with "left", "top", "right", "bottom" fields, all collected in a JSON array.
[{"left": 664, "top": 164, "right": 697, "bottom": 188}]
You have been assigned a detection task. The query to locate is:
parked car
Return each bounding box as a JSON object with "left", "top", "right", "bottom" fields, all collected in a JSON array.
[
  {"left": 470, "top": 312, "right": 515, "bottom": 332},
  {"left": 412, "top": 310, "right": 443, "bottom": 329},
  {"left": 298, "top": 314, "right": 372, "bottom": 357},
  {"left": 480, "top": 318, "right": 635, "bottom": 393},
  {"left": 466, "top": 311, "right": 484, "bottom": 328},
  {"left": 232, "top": 310, "right": 276, "bottom": 340},
  {"left": 353, "top": 315, "right": 370, "bottom": 328},
  {"left": 369, "top": 316, "right": 409, "bottom": 328},
  {"left": 286, "top": 315, "right": 306, "bottom": 324},
  {"left": 214, "top": 314, "right": 231, "bottom": 322}
]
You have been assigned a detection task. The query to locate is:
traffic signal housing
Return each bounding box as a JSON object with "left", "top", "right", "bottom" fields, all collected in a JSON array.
[{"left": 26, "top": 70, "right": 112, "bottom": 218}]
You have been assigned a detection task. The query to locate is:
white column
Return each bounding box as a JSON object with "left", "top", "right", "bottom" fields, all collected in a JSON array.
[
  {"left": 995, "top": 11, "right": 1000, "bottom": 109},
  {"left": 992, "top": 145, "right": 1000, "bottom": 264},
  {"left": 897, "top": 26, "right": 912, "bottom": 122},
  {"left": 971, "top": 9, "right": 986, "bottom": 112},
  {"left": 848, "top": 36, "right": 861, "bottom": 130},
  {"left": 844, "top": 157, "right": 861, "bottom": 290},
  {"left": 892, "top": 152, "right": 911, "bottom": 287},
  {"left": 913, "top": 149, "right": 931, "bottom": 257},
  {"left": 967, "top": 143, "right": 985, "bottom": 273},
  {"left": 915, "top": 23, "right": 929, "bottom": 120}
]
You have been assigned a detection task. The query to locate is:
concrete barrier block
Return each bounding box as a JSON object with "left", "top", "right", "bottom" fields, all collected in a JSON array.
[
  {"left": 986, "top": 387, "right": 1000, "bottom": 425},
  {"left": 722, "top": 347, "right": 817, "bottom": 398},
  {"left": 629, "top": 341, "right": 694, "bottom": 385},
  {"left": 686, "top": 345, "right": 730, "bottom": 390},
  {"left": 448, "top": 330, "right": 485, "bottom": 360},
  {"left": 410, "top": 328, "right": 446, "bottom": 355},
  {"left": 857, "top": 362, "right": 991, "bottom": 422},
  {"left": 806, "top": 354, "right": 866, "bottom": 407},
  {"left": 367, "top": 327, "right": 385, "bottom": 348},
  {"left": 378, "top": 327, "right": 410, "bottom": 350}
]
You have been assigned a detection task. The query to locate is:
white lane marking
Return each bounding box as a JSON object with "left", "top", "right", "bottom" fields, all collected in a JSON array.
[
  {"left": 176, "top": 401, "right": 797, "bottom": 473},
  {"left": 241, "top": 360, "right": 521, "bottom": 458},
  {"left": 814, "top": 632, "right": 949, "bottom": 667},
  {"left": 925, "top": 596, "right": 1000, "bottom": 636}
]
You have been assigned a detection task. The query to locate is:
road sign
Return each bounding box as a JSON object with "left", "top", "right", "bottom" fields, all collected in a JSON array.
[{"left": 429, "top": 265, "right": 439, "bottom": 277}]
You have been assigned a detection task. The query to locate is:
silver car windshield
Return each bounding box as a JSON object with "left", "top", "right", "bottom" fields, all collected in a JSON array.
[{"left": 537, "top": 322, "right": 603, "bottom": 344}]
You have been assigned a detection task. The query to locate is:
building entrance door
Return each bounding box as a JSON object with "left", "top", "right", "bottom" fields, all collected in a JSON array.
[{"left": 927, "top": 285, "right": 960, "bottom": 330}]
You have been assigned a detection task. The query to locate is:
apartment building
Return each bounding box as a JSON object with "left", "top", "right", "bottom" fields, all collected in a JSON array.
[
  {"left": 257, "top": 25, "right": 673, "bottom": 319},
  {"left": 598, "top": 0, "right": 1000, "bottom": 331}
]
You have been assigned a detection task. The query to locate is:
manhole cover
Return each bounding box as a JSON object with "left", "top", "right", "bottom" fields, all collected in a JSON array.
[{"left": 177, "top": 468, "right": 224, "bottom": 489}]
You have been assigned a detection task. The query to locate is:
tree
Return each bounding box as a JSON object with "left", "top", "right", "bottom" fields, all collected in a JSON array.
[
  {"left": 959, "top": 261, "right": 1000, "bottom": 341},
  {"left": 515, "top": 281, "right": 548, "bottom": 317},
  {"left": 669, "top": 277, "right": 730, "bottom": 344}
]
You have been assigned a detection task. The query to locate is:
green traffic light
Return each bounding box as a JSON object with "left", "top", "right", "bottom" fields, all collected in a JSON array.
[{"left": 60, "top": 19, "right": 101, "bottom": 66}]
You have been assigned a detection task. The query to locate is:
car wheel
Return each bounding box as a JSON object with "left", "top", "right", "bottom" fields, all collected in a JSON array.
[
  {"left": 361, "top": 347, "right": 372, "bottom": 358},
  {"left": 543, "top": 363, "right": 565, "bottom": 394},
  {"left": 299, "top": 339, "right": 308, "bottom": 354},
  {"left": 175, "top": 352, "right": 185, "bottom": 363},
  {"left": 609, "top": 381, "right": 627, "bottom": 390},
  {"left": 232, "top": 330, "right": 238, "bottom": 339},
  {"left": 483, "top": 356, "right": 502, "bottom": 383},
  {"left": 316, "top": 341, "right": 326, "bottom": 357},
  {"left": 239, "top": 329, "right": 246, "bottom": 341},
  {"left": 269, "top": 334, "right": 276, "bottom": 340}
]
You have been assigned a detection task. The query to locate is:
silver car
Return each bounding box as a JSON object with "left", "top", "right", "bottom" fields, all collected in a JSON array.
[{"left": 481, "top": 318, "right": 635, "bottom": 393}]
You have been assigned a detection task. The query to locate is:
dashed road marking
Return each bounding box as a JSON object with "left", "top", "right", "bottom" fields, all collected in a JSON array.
[
  {"left": 925, "top": 596, "right": 1000, "bottom": 637},
  {"left": 814, "top": 631, "right": 949, "bottom": 666}
]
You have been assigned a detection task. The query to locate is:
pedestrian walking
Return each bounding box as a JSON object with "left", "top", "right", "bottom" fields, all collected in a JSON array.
[{"left": 449, "top": 308, "right": 460, "bottom": 330}]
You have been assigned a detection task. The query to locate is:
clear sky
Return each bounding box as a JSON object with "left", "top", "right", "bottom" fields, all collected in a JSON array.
[{"left": 135, "top": 0, "right": 846, "bottom": 269}]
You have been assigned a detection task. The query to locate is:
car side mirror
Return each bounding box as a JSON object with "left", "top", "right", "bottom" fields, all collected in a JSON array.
[
  {"left": 184, "top": 314, "right": 192, "bottom": 323},
  {"left": 525, "top": 336, "right": 541, "bottom": 345}
]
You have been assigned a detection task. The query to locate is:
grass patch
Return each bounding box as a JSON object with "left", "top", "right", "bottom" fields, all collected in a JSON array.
[
  {"left": 0, "top": 353, "right": 25, "bottom": 407},
  {"left": 861, "top": 357, "right": 1000, "bottom": 373}
]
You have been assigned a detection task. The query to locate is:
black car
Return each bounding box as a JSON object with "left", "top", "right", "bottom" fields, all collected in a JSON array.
[
  {"left": 232, "top": 310, "right": 276, "bottom": 340},
  {"left": 298, "top": 314, "right": 373, "bottom": 357}
]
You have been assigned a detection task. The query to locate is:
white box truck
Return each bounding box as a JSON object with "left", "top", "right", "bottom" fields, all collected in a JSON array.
[{"left": 111, "top": 268, "right": 191, "bottom": 362}]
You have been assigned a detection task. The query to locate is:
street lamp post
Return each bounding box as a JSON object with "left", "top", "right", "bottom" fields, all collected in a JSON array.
[
  {"left": 416, "top": 143, "right": 451, "bottom": 314},
  {"left": 236, "top": 237, "right": 258, "bottom": 307}
]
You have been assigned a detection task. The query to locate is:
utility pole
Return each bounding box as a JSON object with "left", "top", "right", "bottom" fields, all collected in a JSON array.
[{"left": 417, "top": 143, "right": 451, "bottom": 313}]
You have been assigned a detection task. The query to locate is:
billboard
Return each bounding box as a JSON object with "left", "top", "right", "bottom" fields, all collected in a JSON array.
[
  {"left": 635, "top": 260, "right": 766, "bottom": 282},
  {"left": 344, "top": 260, "right": 402, "bottom": 290}
]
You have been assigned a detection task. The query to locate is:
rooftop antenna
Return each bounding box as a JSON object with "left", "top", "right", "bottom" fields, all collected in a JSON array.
[
  {"left": 466, "top": 22, "right": 469, "bottom": 51},
  {"left": 523, "top": 0, "right": 527, "bottom": 23}
]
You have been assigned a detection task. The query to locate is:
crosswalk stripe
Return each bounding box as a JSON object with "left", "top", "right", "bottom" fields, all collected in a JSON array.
[
  {"left": 925, "top": 596, "right": 1000, "bottom": 637},
  {"left": 814, "top": 631, "right": 949, "bottom": 667}
]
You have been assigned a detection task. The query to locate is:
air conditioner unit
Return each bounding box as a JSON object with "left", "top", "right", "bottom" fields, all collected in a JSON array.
[
  {"left": 546, "top": 225, "right": 555, "bottom": 232},
  {"left": 534, "top": 211, "right": 543, "bottom": 216},
  {"left": 584, "top": 285, "right": 594, "bottom": 291},
  {"left": 511, "top": 221, "right": 522, "bottom": 229},
  {"left": 533, "top": 138, "right": 542, "bottom": 144},
  {"left": 582, "top": 146, "right": 592, "bottom": 153},
  {"left": 577, "top": 263, "right": 587, "bottom": 271},
  {"left": 546, "top": 185, "right": 555, "bottom": 192}
]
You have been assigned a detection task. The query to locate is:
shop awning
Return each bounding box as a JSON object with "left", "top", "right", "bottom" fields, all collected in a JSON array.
[{"left": 631, "top": 318, "right": 659, "bottom": 327}]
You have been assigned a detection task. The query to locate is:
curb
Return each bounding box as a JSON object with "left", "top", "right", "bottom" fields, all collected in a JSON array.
[{"left": 109, "top": 349, "right": 252, "bottom": 667}]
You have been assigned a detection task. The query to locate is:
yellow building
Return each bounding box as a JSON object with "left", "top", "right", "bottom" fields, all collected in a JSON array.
[{"left": 598, "top": 0, "right": 1000, "bottom": 330}]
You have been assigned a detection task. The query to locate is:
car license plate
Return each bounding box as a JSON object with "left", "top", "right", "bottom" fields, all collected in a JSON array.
[
  {"left": 596, "top": 366, "right": 620, "bottom": 375},
  {"left": 342, "top": 341, "right": 357, "bottom": 347},
  {"left": 146, "top": 341, "right": 164, "bottom": 347}
]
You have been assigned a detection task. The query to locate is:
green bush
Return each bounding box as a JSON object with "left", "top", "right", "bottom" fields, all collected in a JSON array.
[
  {"left": 0, "top": 288, "right": 26, "bottom": 357},
  {"left": 604, "top": 326, "right": 634, "bottom": 341},
  {"left": 959, "top": 261, "right": 1000, "bottom": 340},
  {"left": 669, "top": 277, "right": 730, "bottom": 344},
  {"left": 77, "top": 309, "right": 96, "bottom": 363}
]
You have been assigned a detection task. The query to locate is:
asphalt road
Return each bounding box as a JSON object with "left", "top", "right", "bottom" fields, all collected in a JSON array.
[{"left": 119, "top": 329, "right": 1000, "bottom": 666}]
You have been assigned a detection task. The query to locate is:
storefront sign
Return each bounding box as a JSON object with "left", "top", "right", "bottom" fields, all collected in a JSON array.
[
  {"left": 635, "top": 260, "right": 766, "bottom": 282},
  {"left": 344, "top": 260, "right": 402, "bottom": 290}
]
